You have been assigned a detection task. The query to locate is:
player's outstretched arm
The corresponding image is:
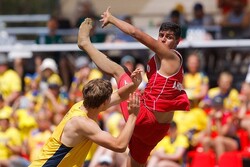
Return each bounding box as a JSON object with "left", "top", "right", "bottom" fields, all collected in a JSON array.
[
  {"left": 109, "top": 68, "right": 142, "bottom": 107},
  {"left": 101, "top": 8, "right": 171, "bottom": 56},
  {"left": 101, "top": 7, "right": 180, "bottom": 61},
  {"left": 80, "top": 93, "right": 139, "bottom": 152},
  {"left": 101, "top": 7, "right": 155, "bottom": 48}
]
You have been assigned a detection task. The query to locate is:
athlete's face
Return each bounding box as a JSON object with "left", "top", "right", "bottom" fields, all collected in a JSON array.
[{"left": 158, "top": 30, "right": 179, "bottom": 49}]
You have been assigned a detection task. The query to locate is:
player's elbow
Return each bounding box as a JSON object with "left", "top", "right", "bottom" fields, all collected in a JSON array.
[
  {"left": 114, "top": 145, "right": 127, "bottom": 153},
  {"left": 129, "top": 27, "right": 139, "bottom": 38},
  {"left": 112, "top": 142, "right": 127, "bottom": 152},
  {"left": 130, "top": 28, "right": 143, "bottom": 40},
  {"left": 130, "top": 29, "right": 136, "bottom": 38}
]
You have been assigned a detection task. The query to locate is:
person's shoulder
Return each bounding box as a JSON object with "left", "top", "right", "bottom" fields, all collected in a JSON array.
[
  {"left": 2, "top": 69, "right": 21, "bottom": 80},
  {"left": 75, "top": 100, "right": 84, "bottom": 106},
  {"left": 171, "top": 49, "right": 183, "bottom": 61},
  {"left": 7, "top": 126, "right": 21, "bottom": 135},
  {"left": 199, "top": 71, "right": 208, "bottom": 76},
  {"left": 176, "top": 134, "right": 189, "bottom": 147},
  {"left": 229, "top": 88, "right": 240, "bottom": 95},
  {"left": 69, "top": 101, "right": 84, "bottom": 112},
  {"left": 189, "top": 107, "right": 206, "bottom": 114},
  {"left": 171, "top": 49, "right": 182, "bottom": 56},
  {"left": 177, "top": 133, "right": 188, "bottom": 141},
  {"left": 48, "top": 73, "right": 62, "bottom": 85},
  {"left": 5, "top": 69, "right": 19, "bottom": 75},
  {"left": 208, "top": 87, "right": 220, "bottom": 96},
  {"left": 67, "top": 111, "right": 91, "bottom": 132}
]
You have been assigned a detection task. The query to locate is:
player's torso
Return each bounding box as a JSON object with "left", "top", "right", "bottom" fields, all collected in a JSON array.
[
  {"left": 142, "top": 51, "right": 189, "bottom": 116},
  {"left": 144, "top": 52, "right": 184, "bottom": 100},
  {"left": 30, "top": 101, "right": 92, "bottom": 167}
]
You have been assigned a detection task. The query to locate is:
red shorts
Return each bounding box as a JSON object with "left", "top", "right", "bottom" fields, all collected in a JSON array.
[{"left": 118, "top": 73, "right": 170, "bottom": 164}]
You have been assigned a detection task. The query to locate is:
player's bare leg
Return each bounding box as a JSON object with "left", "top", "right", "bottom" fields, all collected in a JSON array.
[
  {"left": 78, "top": 18, "right": 143, "bottom": 167},
  {"left": 78, "top": 18, "right": 92, "bottom": 50},
  {"left": 78, "top": 18, "right": 124, "bottom": 81}
]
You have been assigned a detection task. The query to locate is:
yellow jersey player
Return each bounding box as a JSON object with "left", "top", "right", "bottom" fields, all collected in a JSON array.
[{"left": 29, "top": 68, "right": 142, "bottom": 167}]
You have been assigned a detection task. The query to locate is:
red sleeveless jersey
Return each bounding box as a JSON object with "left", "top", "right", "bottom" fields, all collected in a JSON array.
[{"left": 142, "top": 50, "right": 190, "bottom": 112}]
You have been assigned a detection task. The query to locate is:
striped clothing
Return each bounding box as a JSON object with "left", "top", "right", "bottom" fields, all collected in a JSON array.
[
  {"left": 29, "top": 101, "right": 92, "bottom": 167},
  {"left": 142, "top": 50, "right": 189, "bottom": 112}
]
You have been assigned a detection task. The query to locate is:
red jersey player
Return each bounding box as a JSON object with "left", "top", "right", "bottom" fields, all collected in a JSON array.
[{"left": 78, "top": 7, "right": 190, "bottom": 167}]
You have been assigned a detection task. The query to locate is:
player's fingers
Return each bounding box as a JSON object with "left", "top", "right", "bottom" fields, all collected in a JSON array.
[
  {"left": 131, "top": 68, "right": 141, "bottom": 76},
  {"left": 133, "top": 93, "right": 137, "bottom": 104},
  {"left": 128, "top": 93, "right": 132, "bottom": 108},
  {"left": 136, "top": 68, "right": 143, "bottom": 72},
  {"left": 107, "top": 6, "right": 111, "bottom": 12},
  {"left": 133, "top": 68, "right": 141, "bottom": 75},
  {"left": 132, "top": 93, "right": 135, "bottom": 104},
  {"left": 131, "top": 93, "right": 134, "bottom": 102},
  {"left": 135, "top": 93, "right": 140, "bottom": 106}
]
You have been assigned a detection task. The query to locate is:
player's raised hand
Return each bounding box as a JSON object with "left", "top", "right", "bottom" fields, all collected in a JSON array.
[
  {"left": 100, "top": 6, "right": 112, "bottom": 28},
  {"left": 131, "top": 68, "right": 143, "bottom": 86},
  {"left": 127, "top": 92, "right": 140, "bottom": 116}
]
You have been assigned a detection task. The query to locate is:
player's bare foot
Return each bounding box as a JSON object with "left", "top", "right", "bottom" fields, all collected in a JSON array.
[{"left": 78, "top": 18, "right": 93, "bottom": 50}]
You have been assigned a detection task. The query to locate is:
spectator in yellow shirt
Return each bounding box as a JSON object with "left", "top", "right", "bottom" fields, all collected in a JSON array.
[
  {"left": 12, "top": 101, "right": 37, "bottom": 142},
  {"left": 23, "top": 111, "right": 52, "bottom": 162},
  {"left": 69, "top": 56, "right": 103, "bottom": 104},
  {"left": 201, "top": 71, "right": 241, "bottom": 112},
  {"left": 0, "top": 111, "right": 28, "bottom": 167},
  {"left": 183, "top": 52, "right": 209, "bottom": 106},
  {"left": 38, "top": 58, "right": 63, "bottom": 93},
  {"left": 42, "top": 81, "right": 69, "bottom": 126},
  {"left": 147, "top": 121, "right": 189, "bottom": 167},
  {"left": 0, "top": 54, "right": 21, "bottom": 106},
  {"left": 174, "top": 99, "right": 208, "bottom": 148},
  {"left": 0, "top": 94, "right": 13, "bottom": 122}
]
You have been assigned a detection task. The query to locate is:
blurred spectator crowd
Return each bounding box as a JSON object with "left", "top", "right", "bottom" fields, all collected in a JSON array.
[{"left": 0, "top": 0, "right": 250, "bottom": 167}]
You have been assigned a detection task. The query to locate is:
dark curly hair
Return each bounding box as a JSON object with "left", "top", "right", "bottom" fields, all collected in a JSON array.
[{"left": 159, "top": 22, "right": 181, "bottom": 39}]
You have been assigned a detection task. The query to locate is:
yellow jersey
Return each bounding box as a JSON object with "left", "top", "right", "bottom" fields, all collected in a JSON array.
[
  {"left": 207, "top": 87, "right": 241, "bottom": 112},
  {"left": 174, "top": 108, "right": 208, "bottom": 134},
  {"left": 29, "top": 101, "right": 93, "bottom": 167},
  {"left": 106, "top": 112, "right": 124, "bottom": 137},
  {"left": 0, "top": 127, "right": 22, "bottom": 160},
  {"left": 183, "top": 72, "right": 209, "bottom": 100},
  {"left": 155, "top": 134, "right": 189, "bottom": 154},
  {"left": 0, "top": 69, "right": 21, "bottom": 99},
  {"left": 15, "top": 109, "right": 37, "bottom": 141},
  {"left": 28, "top": 129, "right": 52, "bottom": 162}
]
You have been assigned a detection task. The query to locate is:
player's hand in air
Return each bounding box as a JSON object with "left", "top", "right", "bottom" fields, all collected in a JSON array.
[
  {"left": 131, "top": 68, "right": 143, "bottom": 87},
  {"left": 100, "top": 6, "right": 112, "bottom": 28},
  {"left": 128, "top": 92, "right": 140, "bottom": 116}
]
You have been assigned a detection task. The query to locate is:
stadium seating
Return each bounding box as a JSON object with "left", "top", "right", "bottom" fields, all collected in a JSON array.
[
  {"left": 237, "top": 129, "right": 249, "bottom": 151},
  {"left": 190, "top": 151, "right": 216, "bottom": 167},
  {"left": 218, "top": 151, "right": 242, "bottom": 167}
]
